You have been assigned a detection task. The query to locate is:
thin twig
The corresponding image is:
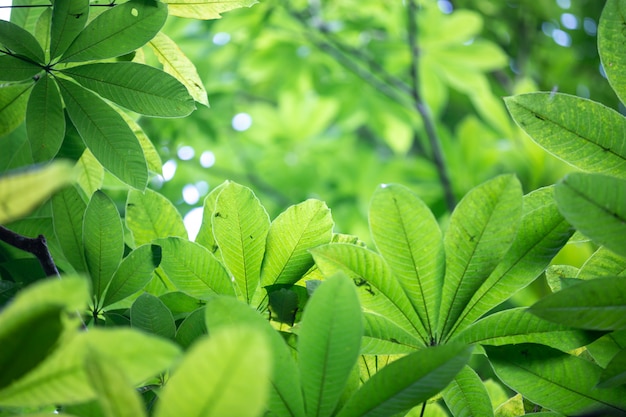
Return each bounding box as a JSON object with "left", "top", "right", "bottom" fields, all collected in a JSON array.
[
  {"left": 0, "top": 226, "right": 59, "bottom": 277},
  {"left": 406, "top": 0, "right": 456, "bottom": 211}
]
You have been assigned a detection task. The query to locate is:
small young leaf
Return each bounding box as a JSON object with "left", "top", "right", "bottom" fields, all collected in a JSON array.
[
  {"left": 26, "top": 74, "right": 65, "bottom": 162},
  {"left": 298, "top": 274, "right": 363, "bottom": 417},
  {"left": 443, "top": 366, "right": 494, "bottom": 417},
  {"left": 62, "top": 62, "right": 195, "bottom": 117},
  {"left": 126, "top": 188, "right": 187, "bottom": 246},
  {"left": 555, "top": 173, "right": 626, "bottom": 258},
  {"left": 60, "top": 0, "right": 167, "bottom": 63},
  {"left": 0, "top": 82, "right": 32, "bottom": 137},
  {"left": 130, "top": 293, "right": 176, "bottom": 339},
  {"left": 149, "top": 32, "right": 209, "bottom": 106},
  {"left": 213, "top": 182, "right": 269, "bottom": 303},
  {"left": 49, "top": 0, "right": 89, "bottom": 60},
  {"left": 102, "top": 244, "right": 161, "bottom": 307},
  {"left": 154, "top": 327, "right": 271, "bottom": 417},
  {"left": 529, "top": 276, "right": 626, "bottom": 331},
  {"left": 163, "top": 0, "right": 258, "bottom": 19},
  {"left": 0, "top": 54, "right": 41, "bottom": 81},
  {"left": 0, "top": 20, "right": 45, "bottom": 62},
  {"left": 51, "top": 185, "right": 88, "bottom": 273},
  {"left": 0, "top": 160, "right": 74, "bottom": 225},
  {"left": 58, "top": 77, "right": 148, "bottom": 190},
  {"left": 84, "top": 190, "right": 125, "bottom": 299}
]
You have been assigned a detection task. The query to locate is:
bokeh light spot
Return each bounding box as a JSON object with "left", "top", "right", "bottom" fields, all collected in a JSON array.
[
  {"left": 232, "top": 113, "right": 253, "bottom": 131},
  {"left": 200, "top": 151, "right": 216, "bottom": 168}
]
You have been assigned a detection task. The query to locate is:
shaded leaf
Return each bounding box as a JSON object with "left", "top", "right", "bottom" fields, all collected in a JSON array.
[
  {"left": 49, "top": 0, "right": 89, "bottom": 60},
  {"left": 0, "top": 20, "right": 45, "bottom": 62},
  {"left": 57, "top": 77, "right": 147, "bottom": 189},
  {"left": 130, "top": 293, "right": 176, "bottom": 339},
  {"left": 174, "top": 307, "right": 206, "bottom": 349},
  {"left": 60, "top": 0, "right": 167, "bottom": 63},
  {"left": 126, "top": 188, "right": 187, "bottom": 246},
  {"left": 443, "top": 366, "right": 494, "bottom": 417},
  {"left": 51, "top": 185, "right": 88, "bottom": 272},
  {"left": 164, "top": 0, "right": 258, "bottom": 20},
  {"left": 0, "top": 54, "right": 41, "bottom": 81},
  {"left": 26, "top": 74, "right": 65, "bottom": 162},
  {"left": 598, "top": 347, "right": 626, "bottom": 388},
  {"left": 119, "top": 111, "right": 162, "bottom": 174},
  {"left": 62, "top": 62, "right": 195, "bottom": 117},
  {"left": 0, "top": 82, "right": 32, "bottom": 137}
]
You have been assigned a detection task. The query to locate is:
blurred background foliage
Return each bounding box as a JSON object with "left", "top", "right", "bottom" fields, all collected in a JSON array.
[{"left": 136, "top": 0, "right": 614, "bottom": 247}]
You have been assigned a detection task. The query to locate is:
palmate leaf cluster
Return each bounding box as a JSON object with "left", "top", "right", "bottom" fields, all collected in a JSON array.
[{"left": 2, "top": 0, "right": 626, "bottom": 417}]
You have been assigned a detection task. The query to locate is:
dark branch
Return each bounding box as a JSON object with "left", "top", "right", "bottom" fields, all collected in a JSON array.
[{"left": 0, "top": 226, "right": 60, "bottom": 277}]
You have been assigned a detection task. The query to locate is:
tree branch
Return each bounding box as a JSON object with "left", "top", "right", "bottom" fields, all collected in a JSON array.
[{"left": 0, "top": 226, "right": 60, "bottom": 277}]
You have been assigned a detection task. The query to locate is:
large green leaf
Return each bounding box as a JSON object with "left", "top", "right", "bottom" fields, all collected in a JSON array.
[
  {"left": 84, "top": 191, "right": 124, "bottom": 299},
  {"left": 49, "top": 0, "right": 89, "bottom": 60},
  {"left": 577, "top": 246, "right": 626, "bottom": 278},
  {"left": 26, "top": 74, "right": 65, "bottom": 162},
  {"left": 205, "top": 296, "right": 306, "bottom": 417},
  {"left": 0, "top": 328, "right": 181, "bottom": 408},
  {"left": 530, "top": 276, "right": 626, "bottom": 331},
  {"left": 0, "top": 276, "right": 89, "bottom": 390},
  {"left": 369, "top": 184, "right": 444, "bottom": 344},
  {"left": 60, "top": 0, "right": 167, "bottom": 63},
  {"left": 62, "top": 62, "right": 195, "bottom": 117},
  {"left": 360, "top": 312, "right": 423, "bottom": 355},
  {"left": 336, "top": 344, "right": 472, "bottom": 417},
  {"left": 555, "top": 173, "right": 626, "bottom": 258},
  {"left": 51, "top": 185, "right": 87, "bottom": 273},
  {"left": 118, "top": 111, "right": 162, "bottom": 174},
  {"left": 0, "top": 20, "right": 45, "bottom": 62},
  {"left": 261, "top": 199, "right": 333, "bottom": 287},
  {"left": 0, "top": 160, "right": 74, "bottom": 225},
  {"left": 443, "top": 366, "right": 494, "bottom": 417},
  {"left": 298, "top": 274, "right": 363, "bottom": 417},
  {"left": 311, "top": 243, "right": 425, "bottom": 346},
  {"left": 438, "top": 175, "right": 523, "bottom": 341},
  {"left": 505, "top": 93, "right": 626, "bottom": 178},
  {"left": 163, "top": 0, "right": 258, "bottom": 19},
  {"left": 442, "top": 186, "right": 572, "bottom": 340},
  {"left": 0, "top": 82, "right": 32, "bottom": 137},
  {"left": 154, "top": 327, "right": 270, "bottom": 417},
  {"left": 486, "top": 344, "right": 626, "bottom": 415},
  {"left": 130, "top": 293, "right": 175, "bottom": 339},
  {"left": 158, "top": 237, "right": 235, "bottom": 299},
  {"left": 598, "top": 0, "right": 626, "bottom": 105},
  {"left": 598, "top": 347, "right": 626, "bottom": 388},
  {"left": 126, "top": 188, "right": 187, "bottom": 246},
  {"left": 57, "top": 77, "right": 148, "bottom": 190},
  {"left": 75, "top": 149, "right": 104, "bottom": 198},
  {"left": 213, "top": 182, "right": 269, "bottom": 303},
  {"left": 102, "top": 244, "right": 162, "bottom": 307},
  {"left": 148, "top": 32, "right": 209, "bottom": 106},
  {"left": 452, "top": 308, "right": 602, "bottom": 352},
  {"left": 174, "top": 307, "right": 206, "bottom": 349},
  {"left": 0, "top": 54, "right": 41, "bottom": 81}
]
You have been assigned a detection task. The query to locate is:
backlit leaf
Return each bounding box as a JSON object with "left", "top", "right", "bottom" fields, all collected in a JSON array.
[
  {"left": 26, "top": 74, "right": 65, "bottom": 161},
  {"left": 49, "top": 0, "right": 89, "bottom": 60},
  {"left": 0, "top": 82, "right": 32, "bottom": 137},
  {"left": 0, "top": 54, "right": 41, "bottom": 81},
  {"left": 195, "top": 182, "right": 225, "bottom": 252},
  {"left": 443, "top": 366, "right": 494, "bottom": 417},
  {"left": 598, "top": 0, "right": 626, "bottom": 105},
  {"left": 75, "top": 149, "right": 105, "bottom": 197},
  {"left": 126, "top": 188, "right": 187, "bottom": 246},
  {"left": 164, "top": 0, "right": 258, "bottom": 20},
  {"left": 51, "top": 185, "right": 88, "bottom": 273},
  {"left": 0, "top": 19, "right": 45, "bottom": 62},
  {"left": 130, "top": 293, "right": 176, "bottom": 339}
]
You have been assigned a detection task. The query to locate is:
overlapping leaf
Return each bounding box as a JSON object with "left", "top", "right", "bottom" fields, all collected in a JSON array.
[
  {"left": 0, "top": 20, "right": 45, "bottom": 62},
  {"left": 0, "top": 83, "right": 32, "bottom": 137},
  {"left": 0, "top": 54, "right": 41, "bottom": 81},
  {"left": 26, "top": 74, "right": 65, "bottom": 162},
  {"left": 598, "top": 0, "right": 626, "bottom": 105},
  {"left": 164, "top": 0, "right": 258, "bottom": 20},
  {"left": 49, "top": 0, "right": 89, "bottom": 60},
  {"left": 130, "top": 293, "right": 176, "bottom": 339},
  {"left": 443, "top": 366, "right": 494, "bottom": 417},
  {"left": 51, "top": 185, "right": 87, "bottom": 273},
  {"left": 126, "top": 188, "right": 187, "bottom": 246}
]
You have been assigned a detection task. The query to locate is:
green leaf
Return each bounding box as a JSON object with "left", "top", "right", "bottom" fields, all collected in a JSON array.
[
  {"left": 369, "top": 183, "right": 444, "bottom": 345},
  {"left": 154, "top": 327, "right": 270, "bottom": 417},
  {"left": 163, "top": 0, "right": 258, "bottom": 19},
  {"left": 311, "top": 243, "right": 425, "bottom": 346},
  {"left": 0, "top": 20, "right": 45, "bottom": 62},
  {"left": 0, "top": 160, "right": 74, "bottom": 225},
  {"left": 555, "top": 173, "right": 626, "bottom": 258},
  {"left": 598, "top": 347, "right": 626, "bottom": 388},
  {"left": 85, "top": 350, "right": 147, "bottom": 417},
  {"left": 529, "top": 277, "right": 626, "bottom": 331},
  {"left": 34, "top": 8, "right": 52, "bottom": 57},
  {"left": 160, "top": 291, "right": 204, "bottom": 320},
  {"left": 118, "top": 111, "right": 162, "bottom": 174},
  {"left": 26, "top": 74, "right": 65, "bottom": 161},
  {"left": 205, "top": 296, "right": 306, "bottom": 417},
  {"left": 195, "top": 182, "right": 226, "bottom": 253},
  {"left": 452, "top": 308, "right": 602, "bottom": 352},
  {"left": 298, "top": 274, "right": 363, "bottom": 417},
  {"left": 158, "top": 237, "right": 235, "bottom": 299},
  {"left": 60, "top": 0, "right": 167, "bottom": 63},
  {"left": 102, "top": 244, "right": 162, "bottom": 307},
  {"left": 148, "top": 32, "right": 209, "bottom": 106},
  {"left": 174, "top": 307, "right": 206, "bottom": 349},
  {"left": 0, "top": 328, "right": 181, "bottom": 407},
  {"left": 486, "top": 344, "right": 626, "bottom": 415},
  {"left": 57, "top": 77, "right": 148, "bottom": 190},
  {"left": 577, "top": 246, "right": 626, "bottom": 279},
  {"left": 49, "top": 0, "right": 89, "bottom": 60},
  {"left": 84, "top": 190, "right": 124, "bottom": 299},
  {"left": 51, "top": 185, "right": 88, "bottom": 272},
  {"left": 62, "top": 62, "right": 195, "bottom": 117},
  {"left": 0, "top": 276, "right": 89, "bottom": 390},
  {"left": 75, "top": 149, "right": 104, "bottom": 197},
  {"left": 505, "top": 93, "right": 626, "bottom": 178},
  {"left": 361, "top": 312, "right": 423, "bottom": 355},
  {"left": 126, "top": 188, "right": 187, "bottom": 246},
  {"left": 0, "top": 54, "right": 41, "bottom": 81},
  {"left": 336, "top": 344, "right": 472, "bottom": 417},
  {"left": 130, "top": 293, "right": 176, "bottom": 339},
  {"left": 443, "top": 366, "right": 494, "bottom": 417},
  {"left": 261, "top": 199, "right": 333, "bottom": 287},
  {"left": 0, "top": 82, "right": 32, "bottom": 137},
  {"left": 213, "top": 182, "right": 269, "bottom": 303},
  {"left": 598, "top": 0, "right": 626, "bottom": 106},
  {"left": 438, "top": 175, "right": 523, "bottom": 341}
]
